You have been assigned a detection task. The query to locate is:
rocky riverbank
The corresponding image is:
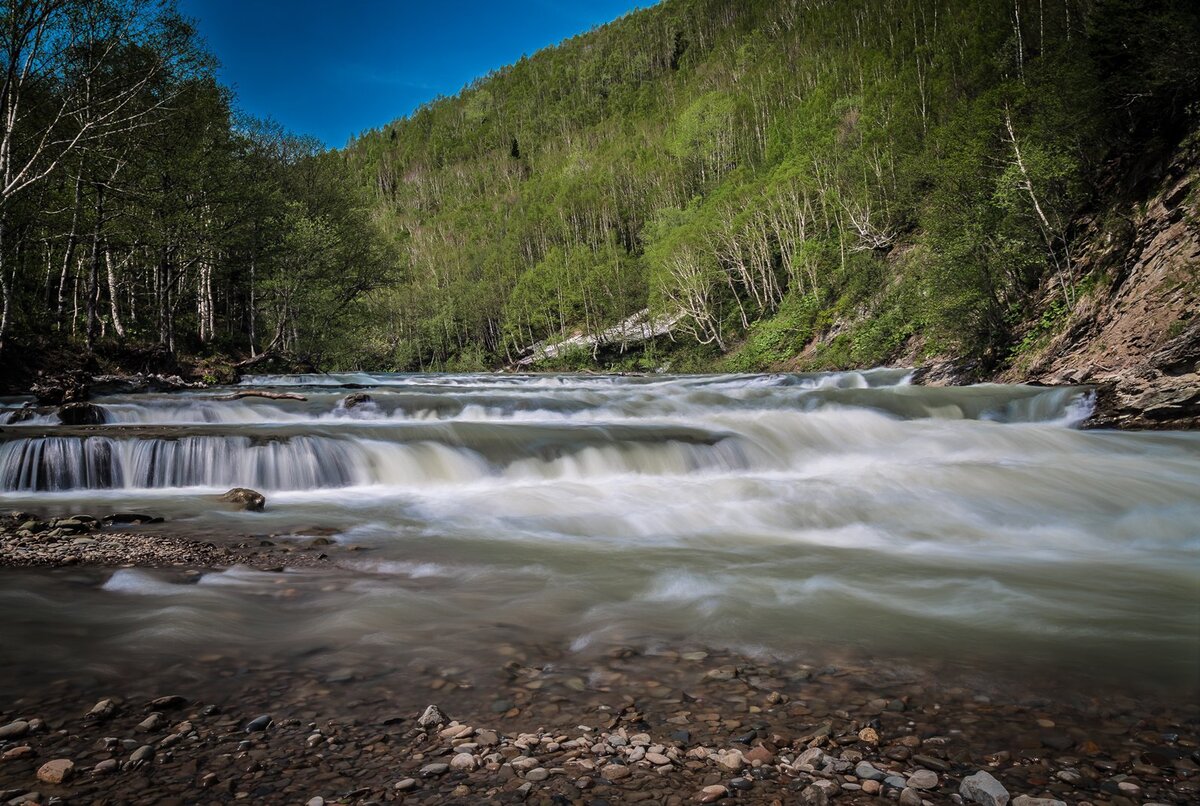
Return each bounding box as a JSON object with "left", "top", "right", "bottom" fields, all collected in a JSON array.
[
  {"left": 0, "top": 511, "right": 336, "bottom": 570},
  {"left": 0, "top": 640, "right": 1196, "bottom": 805}
]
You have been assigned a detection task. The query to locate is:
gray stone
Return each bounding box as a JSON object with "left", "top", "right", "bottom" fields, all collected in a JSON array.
[
  {"left": 244, "top": 714, "right": 272, "bottom": 732},
  {"left": 0, "top": 721, "right": 29, "bottom": 740},
  {"left": 420, "top": 763, "right": 448, "bottom": 777},
  {"left": 900, "top": 787, "right": 924, "bottom": 806},
  {"left": 525, "top": 767, "right": 549, "bottom": 782},
  {"left": 960, "top": 770, "right": 1010, "bottom": 806},
  {"left": 797, "top": 783, "right": 829, "bottom": 806},
  {"left": 137, "top": 712, "right": 164, "bottom": 732},
  {"left": 907, "top": 769, "right": 939, "bottom": 789},
  {"left": 93, "top": 759, "right": 119, "bottom": 775},
  {"left": 855, "top": 761, "right": 887, "bottom": 781},
  {"left": 418, "top": 704, "right": 446, "bottom": 728},
  {"left": 1012, "top": 797, "right": 1067, "bottom": 806},
  {"left": 394, "top": 778, "right": 417, "bottom": 791},
  {"left": 450, "top": 752, "right": 476, "bottom": 771}
]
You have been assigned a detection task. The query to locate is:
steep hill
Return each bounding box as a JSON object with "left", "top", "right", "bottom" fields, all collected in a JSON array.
[{"left": 344, "top": 0, "right": 1198, "bottom": 402}]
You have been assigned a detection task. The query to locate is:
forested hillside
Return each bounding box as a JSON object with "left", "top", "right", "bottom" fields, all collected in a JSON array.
[
  {"left": 2, "top": 0, "right": 1197, "bottom": 381},
  {"left": 0, "top": 0, "right": 393, "bottom": 380},
  {"left": 345, "top": 0, "right": 1199, "bottom": 373}
]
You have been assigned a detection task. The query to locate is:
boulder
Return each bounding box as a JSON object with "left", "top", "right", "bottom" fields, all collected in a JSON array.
[
  {"left": 342, "top": 392, "right": 374, "bottom": 410},
  {"left": 5, "top": 406, "right": 36, "bottom": 424},
  {"left": 219, "top": 488, "right": 265, "bottom": 512},
  {"left": 57, "top": 401, "right": 105, "bottom": 425}
]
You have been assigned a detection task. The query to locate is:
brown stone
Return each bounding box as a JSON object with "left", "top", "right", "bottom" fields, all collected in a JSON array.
[{"left": 37, "top": 758, "right": 74, "bottom": 784}]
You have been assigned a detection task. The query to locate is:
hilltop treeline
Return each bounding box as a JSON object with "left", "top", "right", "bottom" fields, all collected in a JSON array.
[
  {"left": 0, "top": 0, "right": 393, "bottom": 371},
  {"left": 345, "top": 0, "right": 1199, "bottom": 371}
]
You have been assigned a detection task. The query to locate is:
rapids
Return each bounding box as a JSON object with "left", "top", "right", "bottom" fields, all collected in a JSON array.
[{"left": 1, "top": 370, "right": 1197, "bottom": 692}]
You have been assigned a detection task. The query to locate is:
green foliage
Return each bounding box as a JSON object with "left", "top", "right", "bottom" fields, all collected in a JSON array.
[
  {"left": 322, "top": 0, "right": 1200, "bottom": 372},
  {"left": 0, "top": 0, "right": 394, "bottom": 365}
]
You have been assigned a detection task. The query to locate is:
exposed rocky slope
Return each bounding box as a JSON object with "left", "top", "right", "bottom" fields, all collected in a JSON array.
[{"left": 1002, "top": 141, "right": 1199, "bottom": 428}]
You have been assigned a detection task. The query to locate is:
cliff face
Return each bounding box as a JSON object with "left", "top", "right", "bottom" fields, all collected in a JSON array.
[{"left": 1002, "top": 140, "right": 1200, "bottom": 428}]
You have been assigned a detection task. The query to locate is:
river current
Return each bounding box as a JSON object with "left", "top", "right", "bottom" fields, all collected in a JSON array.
[{"left": 1, "top": 370, "right": 1197, "bottom": 694}]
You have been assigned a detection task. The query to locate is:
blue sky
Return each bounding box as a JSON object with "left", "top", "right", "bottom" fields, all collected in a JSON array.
[{"left": 178, "top": 1, "right": 650, "bottom": 148}]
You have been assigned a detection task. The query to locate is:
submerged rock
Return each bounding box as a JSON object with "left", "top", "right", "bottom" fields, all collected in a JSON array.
[
  {"left": 36, "top": 758, "right": 74, "bottom": 784},
  {"left": 219, "top": 488, "right": 265, "bottom": 512},
  {"left": 102, "top": 513, "right": 164, "bottom": 526}
]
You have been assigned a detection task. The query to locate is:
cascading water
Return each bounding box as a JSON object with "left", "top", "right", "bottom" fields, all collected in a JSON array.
[{"left": 0, "top": 370, "right": 1197, "bottom": 692}]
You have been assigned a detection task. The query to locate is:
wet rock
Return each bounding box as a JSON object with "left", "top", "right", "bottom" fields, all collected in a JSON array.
[
  {"left": 907, "top": 769, "right": 938, "bottom": 789},
  {"left": 900, "top": 787, "right": 924, "bottom": 806},
  {"left": 36, "top": 758, "right": 74, "bottom": 784},
  {"left": 696, "top": 783, "right": 727, "bottom": 802},
  {"left": 797, "top": 783, "right": 830, "bottom": 806},
  {"left": 601, "top": 763, "right": 631, "bottom": 781},
  {"left": 450, "top": 752, "right": 476, "bottom": 771},
  {"left": 220, "top": 488, "right": 266, "bottom": 512},
  {"left": 1, "top": 747, "right": 33, "bottom": 761},
  {"left": 418, "top": 704, "right": 446, "bottom": 728},
  {"left": 244, "top": 714, "right": 272, "bottom": 732},
  {"left": 138, "top": 712, "right": 164, "bottom": 732},
  {"left": 912, "top": 754, "right": 950, "bottom": 771},
  {"left": 126, "top": 745, "right": 154, "bottom": 768},
  {"left": 420, "top": 762, "right": 448, "bottom": 777},
  {"left": 57, "top": 402, "right": 104, "bottom": 425},
  {"left": 855, "top": 760, "right": 887, "bottom": 781},
  {"left": 1012, "top": 797, "right": 1067, "bottom": 806},
  {"left": 342, "top": 393, "right": 373, "bottom": 410},
  {"left": 960, "top": 770, "right": 1010, "bottom": 806},
  {"left": 525, "top": 767, "right": 549, "bottom": 781},
  {"left": 714, "top": 749, "right": 744, "bottom": 772},
  {"left": 394, "top": 778, "right": 416, "bottom": 791},
  {"left": 4, "top": 406, "right": 35, "bottom": 425},
  {"left": 149, "top": 694, "right": 187, "bottom": 709},
  {"left": 1040, "top": 733, "right": 1073, "bottom": 751},
  {"left": 102, "top": 512, "right": 164, "bottom": 526},
  {"left": 0, "top": 721, "right": 29, "bottom": 740},
  {"left": 93, "top": 759, "right": 118, "bottom": 775}
]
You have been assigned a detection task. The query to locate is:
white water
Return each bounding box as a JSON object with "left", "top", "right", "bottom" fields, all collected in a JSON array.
[{"left": 1, "top": 370, "right": 1197, "bottom": 688}]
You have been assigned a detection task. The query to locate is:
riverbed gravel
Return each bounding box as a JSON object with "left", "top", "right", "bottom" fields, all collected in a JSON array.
[{"left": 0, "top": 642, "right": 1196, "bottom": 804}]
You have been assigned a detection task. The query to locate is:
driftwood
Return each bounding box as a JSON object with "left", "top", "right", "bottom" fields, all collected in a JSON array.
[{"left": 216, "top": 390, "right": 307, "bottom": 402}]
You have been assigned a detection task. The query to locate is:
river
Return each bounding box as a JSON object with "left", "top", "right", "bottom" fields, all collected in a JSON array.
[{"left": 1, "top": 369, "right": 1198, "bottom": 698}]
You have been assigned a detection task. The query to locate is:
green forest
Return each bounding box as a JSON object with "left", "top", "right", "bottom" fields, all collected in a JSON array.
[{"left": 2, "top": 0, "right": 1198, "bottom": 376}]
